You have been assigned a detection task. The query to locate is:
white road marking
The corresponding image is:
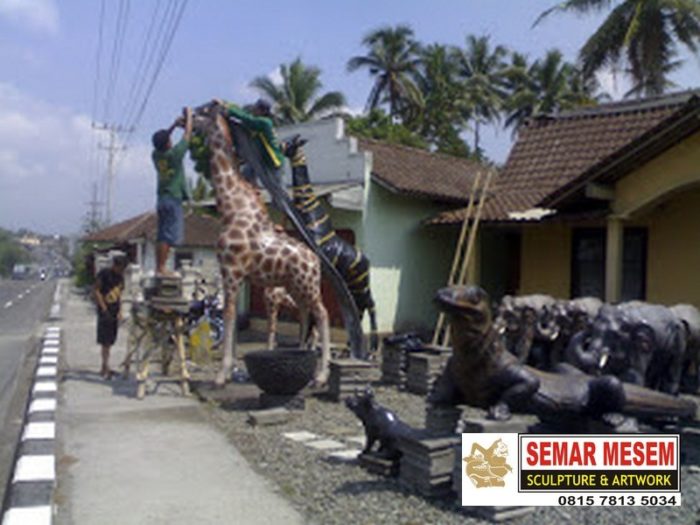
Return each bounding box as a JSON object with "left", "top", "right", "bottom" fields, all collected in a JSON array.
[
  {"left": 29, "top": 399, "right": 57, "bottom": 413},
  {"left": 12, "top": 455, "right": 55, "bottom": 482},
  {"left": 36, "top": 367, "right": 57, "bottom": 378},
  {"left": 2, "top": 505, "right": 52, "bottom": 525},
  {"left": 22, "top": 422, "right": 55, "bottom": 441},
  {"left": 39, "top": 356, "right": 58, "bottom": 365},
  {"left": 25, "top": 288, "right": 31, "bottom": 294},
  {"left": 41, "top": 349, "right": 58, "bottom": 357},
  {"left": 16, "top": 294, "right": 23, "bottom": 300},
  {"left": 4, "top": 301, "right": 12, "bottom": 308},
  {"left": 33, "top": 382, "right": 57, "bottom": 393}
]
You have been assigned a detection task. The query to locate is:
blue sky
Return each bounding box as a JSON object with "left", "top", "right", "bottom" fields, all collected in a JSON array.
[{"left": 0, "top": 0, "right": 698, "bottom": 234}]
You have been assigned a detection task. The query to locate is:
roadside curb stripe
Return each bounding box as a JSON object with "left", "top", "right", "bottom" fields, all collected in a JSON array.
[
  {"left": 2, "top": 505, "right": 51, "bottom": 525},
  {"left": 2, "top": 316, "right": 62, "bottom": 525}
]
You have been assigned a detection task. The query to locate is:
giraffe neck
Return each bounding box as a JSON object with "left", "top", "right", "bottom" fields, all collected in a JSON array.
[{"left": 207, "top": 130, "right": 269, "bottom": 226}]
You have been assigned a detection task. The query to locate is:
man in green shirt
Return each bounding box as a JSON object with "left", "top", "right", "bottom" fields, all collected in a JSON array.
[
  {"left": 225, "top": 99, "right": 285, "bottom": 169},
  {"left": 151, "top": 107, "right": 192, "bottom": 275}
]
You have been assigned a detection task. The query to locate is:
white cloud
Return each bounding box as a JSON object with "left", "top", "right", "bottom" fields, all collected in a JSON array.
[
  {"left": 0, "top": 0, "right": 59, "bottom": 35},
  {"left": 268, "top": 66, "right": 283, "bottom": 85},
  {"left": 0, "top": 83, "right": 154, "bottom": 234},
  {"left": 596, "top": 68, "right": 630, "bottom": 100}
]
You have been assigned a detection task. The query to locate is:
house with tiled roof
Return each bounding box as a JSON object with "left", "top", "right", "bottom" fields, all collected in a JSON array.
[
  {"left": 83, "top": 210, "right": 222, "bottom": 278},
  {"left": 430, "top": 89, "right": 700, "bottom": 306}
]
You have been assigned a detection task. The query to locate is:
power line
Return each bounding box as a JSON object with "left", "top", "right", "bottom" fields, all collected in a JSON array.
[
  {"left": 121, "top": 0, "right": 175, "bottom": 132},
  {"left": 91, "top": 0, "right": 106, "bottom": 125},
  {"left": 126, "top": 0, "right": 188, "bottom": 134},
  {"left": 120, "top": 0, "right": 163, "bottom": 125},
  {"left": 103, "top": 0, "right": 131, "bottom": 122}
]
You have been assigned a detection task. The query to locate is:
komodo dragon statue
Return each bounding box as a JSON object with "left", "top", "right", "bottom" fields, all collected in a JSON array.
[{"left": 430, "top": 285, "right": 697, "bottom": 427}]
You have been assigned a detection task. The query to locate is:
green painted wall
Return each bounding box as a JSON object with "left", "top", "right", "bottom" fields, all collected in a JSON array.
[{"left": 359, "top": 182, "right": 457, "bottom": 334}]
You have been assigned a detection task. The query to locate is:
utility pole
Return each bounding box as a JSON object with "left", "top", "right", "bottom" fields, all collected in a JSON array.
[
  {"left": 85, "top": 182, "right": 103, "bottom": 232},
  {"left": 93, "top": 122, "right": 133, "bottom": 225}
]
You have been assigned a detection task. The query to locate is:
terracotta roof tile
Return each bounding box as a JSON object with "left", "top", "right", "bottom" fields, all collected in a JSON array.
[
  {"left": 83, "top": 211, "right": 220, "bottom": 247},
  {"left": 357, "top": 138, "right": 486, "bottom": 202},
  {"left": 427, "top": 89, "right": 700, "bottom": 224}
]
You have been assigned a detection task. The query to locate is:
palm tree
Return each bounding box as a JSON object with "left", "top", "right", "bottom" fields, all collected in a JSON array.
[
  {"left": 452, "top": 35, "right": 509, "bottom": 152},
  {"left": 347, "top": 24, "right": 423, "bottom": 119},
  {"left": 250, "top": 58, "right": 346, "bottom": 124},
  {"left": 535, "top": 0, "right": 700, "bottom": 97},
  {"left": 503, "top": 49, "right": 606, "bottom": 132},
  {"left": 413, "top": 44, "right": 471, "bottom": 156}
]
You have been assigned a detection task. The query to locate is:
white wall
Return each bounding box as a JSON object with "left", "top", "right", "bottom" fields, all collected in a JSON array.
[{"left": 278, "top": 118, "right": 369, "bottom": 187}]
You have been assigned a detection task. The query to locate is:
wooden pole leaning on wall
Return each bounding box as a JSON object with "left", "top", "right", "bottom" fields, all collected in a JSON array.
[
  {"left": 441, "top": 168, "right": 494, "bottom": 348},
  {"left": 431, "top": 169, "right": 486, "bottom": 346}
]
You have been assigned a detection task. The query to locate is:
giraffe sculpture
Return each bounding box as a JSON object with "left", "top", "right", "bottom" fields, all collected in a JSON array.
[
  {"left": 264, "top": 286, "right": 318, "bottom": 350},
  {"left": 191, "top": 102, "right": 331, "bottom": 385}
]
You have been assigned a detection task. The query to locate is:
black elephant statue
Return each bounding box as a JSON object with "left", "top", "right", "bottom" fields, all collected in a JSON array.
[
  {"left": 671, "top": 304, "right": 700, "bottom": 393},
  {"left": 567, "top": 301, "right": 686, "bottom": 394},
  {"left": 542, "top": 297, "right": 603, "bottom": 368},
  {"left": 495, "top": 294, "right": 557, "bottom": 366}
]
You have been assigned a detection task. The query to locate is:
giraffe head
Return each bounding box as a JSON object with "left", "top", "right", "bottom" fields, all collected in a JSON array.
[{"left": 191, "top": 100, "right": 234, "bottom": 153}]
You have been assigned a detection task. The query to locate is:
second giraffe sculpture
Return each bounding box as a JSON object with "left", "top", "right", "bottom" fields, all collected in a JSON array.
[
  {"left": 191, "top": 102, "right": 331, "bottom": 386},
  {"left": 281, "top": 137, "right": 379, "bottom": 352}
]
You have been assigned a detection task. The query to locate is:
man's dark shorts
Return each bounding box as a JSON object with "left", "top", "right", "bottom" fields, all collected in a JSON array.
[
  {"left": 97, "top": 311, "right": 119, "bottom": 346},
  {"left": 157, "top": 196, "right": 184, "bottom": 245}
]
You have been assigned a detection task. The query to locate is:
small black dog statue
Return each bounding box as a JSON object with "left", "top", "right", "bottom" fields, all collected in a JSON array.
[{"left": 345, "top": 388, "right": 417, "bottom": 459}]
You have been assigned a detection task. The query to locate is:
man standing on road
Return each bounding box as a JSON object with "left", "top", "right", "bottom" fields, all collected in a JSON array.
[
  {"left": 151, "top": 107, "right": 193, "bottom": 276},
  {"left": 93, "top": 255, "right": 128, "bottom": 379}
]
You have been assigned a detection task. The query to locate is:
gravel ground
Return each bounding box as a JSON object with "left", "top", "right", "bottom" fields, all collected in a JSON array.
[{"left": 191, "top": 371, "right": 700, "bottom": 525}]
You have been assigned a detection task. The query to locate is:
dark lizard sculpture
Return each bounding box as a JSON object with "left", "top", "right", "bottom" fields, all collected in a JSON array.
[{"left": 430, "top": 285, "right": 697, "bottom": 425}]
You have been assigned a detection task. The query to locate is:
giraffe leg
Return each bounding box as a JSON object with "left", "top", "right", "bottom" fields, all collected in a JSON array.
[
  {"left": 299, "top": 308, "right": 309, "bottom": 350},
  {"left": 267, "top": 300, "right": 278, "bottom": 351},
  {"left": 311, "top": 301, "right": 331, "bottom": 385},
  {"left": 215, "top": 286, "right": 238, "bottom": 386}
]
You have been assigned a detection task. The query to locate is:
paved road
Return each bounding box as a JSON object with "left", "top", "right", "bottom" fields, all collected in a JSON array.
[{"left": 0, "top": 278, "right": 56, "bottom": 506}]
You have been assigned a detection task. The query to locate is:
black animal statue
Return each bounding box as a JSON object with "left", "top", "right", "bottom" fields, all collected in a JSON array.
[
  {"left": 283, "top": 137, "right": 379, "bottom": 352},
  {"left": 544, "top": 297, "right": 603, "bottom": 368},
  {"left": 431, "top": 286, "right": 696, "bottom": 426},
  {"left": 567, "top": 301, "right": 686, "bottom": 394},
  {"left": 671, "top": 304, "right": 700, "bottom": 393},
  {"left": 495, "top": 294, "right": 557, "bottom": 366},
  {"left": 345, "top": 388, "right": 417, "bottom": 459}
]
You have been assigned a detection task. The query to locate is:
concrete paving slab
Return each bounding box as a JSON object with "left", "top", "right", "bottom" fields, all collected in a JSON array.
[
  {"left": 327, "top": 449, "right": 361, "bottom": 462},
  {"left": 282, "top": 431, "right": 318, "bottom": 442},
  {"left": 305, "top": 439, "right": 345, "bottom": 451}
]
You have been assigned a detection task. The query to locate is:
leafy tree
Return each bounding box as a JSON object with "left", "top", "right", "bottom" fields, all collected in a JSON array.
[
  {"left": 452, "top": 35, "right": 509, "bottom": 152},
  {"left": 251, "top": 58, "right": 346, "bottom": 124},
  {"left": 0, "top": 229, "right": 30, "bottom": 277},
  {"left": 413, "top": 44, "right": 472, "bottom": 157},
  {"left": 345, "top": 109, "right": 428, "bottom": 149},
  {"left": 347, "top": 24, "right": 423, "bottom": 118},
  {"left": 503, "top": 49, "right": 606, "bottom": 132},
  {"left": 535, "top": 0, "right": 700, "bottom": 97}
]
